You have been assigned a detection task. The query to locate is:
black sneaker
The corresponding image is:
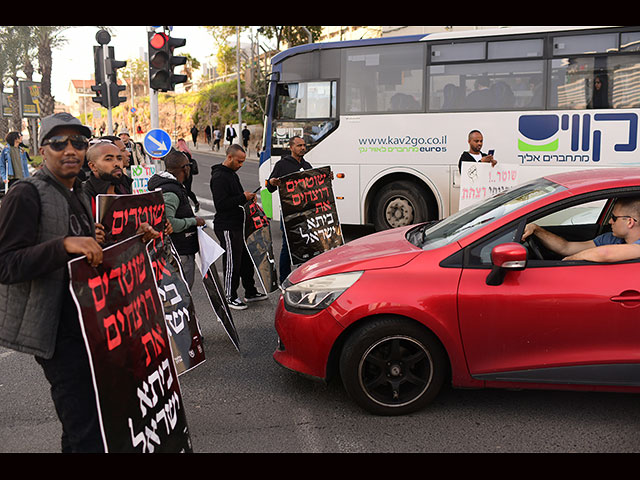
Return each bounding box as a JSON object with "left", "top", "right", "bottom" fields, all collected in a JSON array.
[
  {"left": 227, "top": 298, "right": 247, "bottom": 310},
  {"left": 245, "top": 292, "right": 268, "bottom": 302}
]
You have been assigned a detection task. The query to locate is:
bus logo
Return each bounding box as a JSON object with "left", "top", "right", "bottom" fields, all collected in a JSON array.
[{"left": 518, "top": 113, "right": 638, "bottom": 163}]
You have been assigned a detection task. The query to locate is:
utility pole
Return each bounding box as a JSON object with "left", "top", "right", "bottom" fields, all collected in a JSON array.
[{"left": 236, "top": 26, "right": 242, "bottom": 145}]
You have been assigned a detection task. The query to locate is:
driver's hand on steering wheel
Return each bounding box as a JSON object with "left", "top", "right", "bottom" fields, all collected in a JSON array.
[{"left": 521, "top": 223, "right": 538, "bottom": 242}]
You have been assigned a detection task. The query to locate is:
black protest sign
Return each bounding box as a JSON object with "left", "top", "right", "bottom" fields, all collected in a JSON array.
[
  {"left": 97, "top": 191, "right": 205, "bottom": 376},
  {"left": 196, "top": 228, "right": 240, "bottom": 352},
  {"left": 97, "top": 190, "right": 166, "bottom": 246},
  {"left": 202, "top": 263, "right": 240, "bottom": 352},
  {"left": 69, "top": 235, "right": 192, "bottom": 453},
  {"left": 278, "top": 166, "right": 344, "bottom": 265},
  {"left": 243, "top": 199, "right": 278, "bottom": 293}
]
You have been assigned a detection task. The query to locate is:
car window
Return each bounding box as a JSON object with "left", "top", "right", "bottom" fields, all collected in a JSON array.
[
  {"left": 536, "top": 199, "right": 608, "bottom": 227},
  {"left": 468, "top": 223, "right": 522, "bottom": 266}
]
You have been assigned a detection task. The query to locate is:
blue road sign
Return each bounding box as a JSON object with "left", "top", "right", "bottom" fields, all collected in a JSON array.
[{"left": 143, "top": 128, "right": 172, "bottom": 158}]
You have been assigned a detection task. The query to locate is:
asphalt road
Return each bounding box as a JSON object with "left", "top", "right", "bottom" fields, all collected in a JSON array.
[{"left": 0, "top": 147, "right": 638, "bottom": 453}]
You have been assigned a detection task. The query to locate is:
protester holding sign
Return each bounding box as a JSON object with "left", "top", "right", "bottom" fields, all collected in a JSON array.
[
  {"left": 148, "top": 148, "right": 205, "bottom": 288},
  {"left": 266, "top": 136, "right": 313, "bottom": 283},
  {"left": 0, "top": 112, "right": 105, "bottom": 452},
  {"left": 210, "top": 144, "right": 266, "bottom": 309}
]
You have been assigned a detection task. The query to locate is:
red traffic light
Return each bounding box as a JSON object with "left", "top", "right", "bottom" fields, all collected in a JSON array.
[{"left": 150, "top": 32, "right": 168, "bottom": 50}]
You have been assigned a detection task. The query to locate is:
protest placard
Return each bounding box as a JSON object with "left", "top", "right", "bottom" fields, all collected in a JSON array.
[
  {"left": 278, "top": 166, "right": 344, "bottom": 265},
  {"left": 196, "top": 228, "right": 240, "bottom": 352},
  {"left": 69, "top": 235, "right": 192, "bottom": 452},
  {"left": 97, "top": 191, "right": 205, "bottom": 375},
  {"left": 243, "top": 198, "right": 278, "bottom": 293}
]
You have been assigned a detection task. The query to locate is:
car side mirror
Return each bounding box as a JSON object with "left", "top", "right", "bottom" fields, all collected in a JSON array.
[{"left": 486, "top": 243, "right": 527, "bottom": 286}]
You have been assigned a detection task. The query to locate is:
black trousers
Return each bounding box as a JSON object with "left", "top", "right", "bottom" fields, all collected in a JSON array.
[
  {"left": 214, "top": 228, "right": 258, "bottom": 301},
  {"left": 35, "top": 300, "right": 104, "bottom": 453}
]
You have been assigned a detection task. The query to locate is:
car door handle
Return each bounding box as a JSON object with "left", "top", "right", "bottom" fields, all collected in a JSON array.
[{"left": 610, "top": 290, "right": 640, "bottom": 305}]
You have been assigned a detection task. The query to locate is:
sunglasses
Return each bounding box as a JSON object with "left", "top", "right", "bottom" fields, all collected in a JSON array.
[
  {"left": 42, "top": 135, "right": 89, "bottom": 151},
  {"left": 611, "top": 214, "right": 637, "bottom": 223}
]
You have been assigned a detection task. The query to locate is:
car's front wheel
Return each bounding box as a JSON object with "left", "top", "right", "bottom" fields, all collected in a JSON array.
[{"left": 339, "top": 317, "right": 446, "bottom": 416}]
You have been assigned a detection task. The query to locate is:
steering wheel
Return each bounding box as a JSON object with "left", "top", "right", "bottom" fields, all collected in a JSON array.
[{"left": 524, "top": 236, "right": 544, "bottom": 260}]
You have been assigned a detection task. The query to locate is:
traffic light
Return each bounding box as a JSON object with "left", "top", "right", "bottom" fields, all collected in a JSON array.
[
  {"left": 148, "top": 30, "right": 187, "bottom": 91},
  {"left": 105, "top": 46, "right": 127, "bottom": 107},
  {"left": 91, "top": 46, "right": 108, "bottom": 108},
  {"left": 167, "top": 35, "right": 187, "bottom": 89}
]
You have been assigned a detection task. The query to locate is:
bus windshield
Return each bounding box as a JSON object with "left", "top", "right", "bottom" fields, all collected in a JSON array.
[{"left": 270, "top": 80, "right": 338, "bottom": 156}]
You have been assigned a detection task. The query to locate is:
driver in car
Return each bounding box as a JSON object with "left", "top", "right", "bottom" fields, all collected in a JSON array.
[{"left": 522, "top": 196, "right": 640, "bottom": 263}]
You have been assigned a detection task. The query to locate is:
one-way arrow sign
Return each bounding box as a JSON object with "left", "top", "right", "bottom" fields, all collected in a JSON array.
[{"left": 143, "top": 128, "right": 172, "bottom": 158}]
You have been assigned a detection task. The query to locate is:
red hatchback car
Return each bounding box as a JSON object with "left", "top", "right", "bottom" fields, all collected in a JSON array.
[{"left": 273, "top": 168, "right": 640, "bottom": 415}]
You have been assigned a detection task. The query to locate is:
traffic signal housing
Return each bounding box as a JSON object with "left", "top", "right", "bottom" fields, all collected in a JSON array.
[
  {"left": 105, "top": 46, "right": 127, "bottom": 107},
  {"left": 91, "top": 46, "right": 108, "bottom": 108},
  {"left": 148, "top": 30, "right": 187, "bottom": 91}
]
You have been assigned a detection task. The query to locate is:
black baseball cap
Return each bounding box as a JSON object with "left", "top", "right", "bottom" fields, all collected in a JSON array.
[{"left": 39, "top": 112, "right": 92, "bottom": 144}]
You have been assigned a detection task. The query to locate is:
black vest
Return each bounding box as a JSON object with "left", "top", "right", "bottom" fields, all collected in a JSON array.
[{"left": 150, "top": 176, "right": 199, "bottom": 255}]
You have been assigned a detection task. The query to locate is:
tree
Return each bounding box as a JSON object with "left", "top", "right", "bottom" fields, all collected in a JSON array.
[{"left": 256, "top": 26, "right": 322, "bottom": 50}]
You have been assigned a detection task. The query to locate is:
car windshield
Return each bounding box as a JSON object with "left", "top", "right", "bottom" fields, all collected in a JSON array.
[{"left": 407, "top": 177, "right": 566, "bottom": 250}]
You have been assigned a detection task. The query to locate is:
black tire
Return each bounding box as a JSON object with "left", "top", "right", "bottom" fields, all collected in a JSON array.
[
  {"left": 339, "top": 317, "right": 446, "bottom": 416},
  {"left": 372, "top": 181, "right": 430, "bottom": 231}
]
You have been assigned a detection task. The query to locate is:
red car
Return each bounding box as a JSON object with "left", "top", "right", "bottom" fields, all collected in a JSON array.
[{"left": 273, "top": 168, "right": 640, "bottom": 415}]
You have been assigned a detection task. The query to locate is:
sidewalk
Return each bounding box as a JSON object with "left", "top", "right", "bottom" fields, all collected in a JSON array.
[{"left": 188, "top": 140, "right": 261, "bottom": 162}]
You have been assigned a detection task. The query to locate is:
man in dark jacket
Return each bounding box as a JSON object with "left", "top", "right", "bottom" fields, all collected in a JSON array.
[
  {"left": 148, "top": 149, "right": 204, "bottom": 289},
  {"left": 0, "top": 112, "right": 105, "bottom": 452},
  {"left": 266, "top": 136, "right": 313, "bottom": 283},
  {"left": 210, "top": 144, "right": 265, "bottom": 309}
]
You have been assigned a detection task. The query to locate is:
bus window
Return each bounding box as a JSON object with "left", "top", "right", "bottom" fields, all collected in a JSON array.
[
  {"left": 272, "top": 81, "right": 337, "bottom": 155},
  {"left": 549, "top": 55, "right": 640, "bottom": 109},
  {"left": 428, "top": 60, "right": 545, "bottom": 112},
  {"left": 342, "top": 43, "right": 425, "bottom": 114}
]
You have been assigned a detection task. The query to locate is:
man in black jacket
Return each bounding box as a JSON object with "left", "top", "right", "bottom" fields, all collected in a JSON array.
[
  {"left": 266, "top": 136, "right": 313, "bottom": 283},
  {"left": 210, "top": 144, "right": 265, "bottom": 309},
  {"left": 458, "top": 130, "right": 497, "bottom": 173},
  {"left": 148, "top": 149, "right": 204, "bottom": 289}
]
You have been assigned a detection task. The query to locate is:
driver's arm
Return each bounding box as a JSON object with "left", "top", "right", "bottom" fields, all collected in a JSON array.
[
  {"left": 564, "top": 242, "right": 640, "bottom": 262},
  {"left": 522, "top": 223, "right": 595, "bottom": 257}
]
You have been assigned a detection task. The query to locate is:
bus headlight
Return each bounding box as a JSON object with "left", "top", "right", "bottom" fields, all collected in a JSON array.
[{"left": 283, "top": 271, "right": 363, "bottom": 311}]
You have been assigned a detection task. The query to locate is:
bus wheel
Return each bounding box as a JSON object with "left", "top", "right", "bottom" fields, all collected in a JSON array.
[{"left": 373, "top": 181, "right": 430, "bottom": 231}]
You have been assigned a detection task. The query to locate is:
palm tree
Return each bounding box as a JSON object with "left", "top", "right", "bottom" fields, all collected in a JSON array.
[{"left": 34, "top": 26, "right": 71, "bottom": 117}]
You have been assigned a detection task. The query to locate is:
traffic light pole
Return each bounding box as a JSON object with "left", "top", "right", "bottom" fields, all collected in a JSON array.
[
  {"left": 102, "top": 43, "right": 114, "bottom": 135},
  {"left": 148, "top": 26, "right": 159, "bottom": 130}
]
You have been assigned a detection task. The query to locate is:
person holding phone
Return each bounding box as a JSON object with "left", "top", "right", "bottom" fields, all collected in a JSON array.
[{"left": 458, "top": 130, "right": 497, "bottom": 172}]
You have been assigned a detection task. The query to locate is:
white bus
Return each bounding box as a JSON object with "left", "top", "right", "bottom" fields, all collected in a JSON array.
[{"left": 259, "top": 26, "right": 640, "bottom": 230}]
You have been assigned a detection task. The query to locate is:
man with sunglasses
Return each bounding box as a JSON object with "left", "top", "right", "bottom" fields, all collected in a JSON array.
[
  {"left": 522, "top": 196, "right": 640, "bottom": 263},
  {"left": 0, "top": 112, "right": 106, "bottom": 452}
]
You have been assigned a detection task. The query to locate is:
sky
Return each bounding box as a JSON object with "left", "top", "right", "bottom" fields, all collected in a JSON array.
[{"left": 50, "top": 26, "right": 219, "bottom": 105}]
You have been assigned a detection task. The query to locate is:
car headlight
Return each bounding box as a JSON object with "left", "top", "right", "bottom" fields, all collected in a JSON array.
[{"left": 283, "top": 271, "right": 363, "bottom": 311}]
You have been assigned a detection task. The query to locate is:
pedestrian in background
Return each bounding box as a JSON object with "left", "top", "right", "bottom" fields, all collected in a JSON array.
[
  {"left": 213, "top": 127, "right": 222, "bottom": 151},
  {"left": 177, "top": 138, "right": 200, "bottom": 212},
  {"left": 1, "top": 131, "right": 31, "bottom": 190},
  {"left": 118, "top": 128, "right": 147, "bottom": 167},
  {"left": 190, "top": 125, "right": 199, "bottom": 149},
  {"left": 148, "top": 148, "right": 205, "bottom": 289},
  {"left": 242, "top": 125, "right": 250, "bottom": 154},
  {"left": 0, "top": 112, "right": 105, "bottom": 452},
  {"left": 210, "top": 144, "right": 266, "bottom": 309}
]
